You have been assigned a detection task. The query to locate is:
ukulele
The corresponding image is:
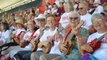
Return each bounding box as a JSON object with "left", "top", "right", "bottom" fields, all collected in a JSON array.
[
  {"left": 31, "top": 39, "right": 40, "bottom": 52},
  {"left": 42, "top": 40, "right": 54, "bottom": 53},
  {"left": 31, "top": 28, "right": 45, "bottom": 52},
  {"left": 42, "top": 28, "right": 64, "bottom": 54},
  {"left": 60, "top": 21, "right": 84, "bottom": 55},
  {"left": 83, "top": 33, "right": 106, "bottom": 54},
  {"left": 20, "top": 30, "right": 35, "bottom": 48}
]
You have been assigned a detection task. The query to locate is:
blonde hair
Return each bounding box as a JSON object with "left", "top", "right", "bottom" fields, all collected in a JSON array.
[
  {"left": 69, "top": 11, "right": 80, "bottom": 20},
  {"left": 64, "top": 2, "right": 74, "bottom": 11},
  {"left": 91, "top": 13, "right": 105, "bottom": 23},
  {"left": 79, "top": 1, "right": 88, "bottom": 9}
]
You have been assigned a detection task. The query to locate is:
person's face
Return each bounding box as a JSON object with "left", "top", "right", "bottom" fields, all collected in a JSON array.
[
  {"left": 1, "top": 24, "right": 4, "bottom": 31},
  {"left": 46, "top": 16, "right": 56, "bottom": 28},
  {"left": 78, "top": 4, "right": 88, "bottom": 15},
  {"left": 59, "top": 2, "right": 63, "bottom": 7},
  {"left": 16, "top": 23, "right": 23, "bottom": 28},
  {"left": 64, "top": 5, "right": 71, "bottom": 12},
  {"left": 27, "top": 21, "right": 34, "bottom": 30},
  {"left": 69, "top": 15, "right": 79, "bottom": 27},
  {"left": 36, "top": 19, "right": 45, "bottom": 27},
  {"left": 92, "top": 19, "right": 106, "bottom": 31}
]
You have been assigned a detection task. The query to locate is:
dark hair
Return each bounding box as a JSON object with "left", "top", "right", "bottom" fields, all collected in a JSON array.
[{"left": 1, "top": 22, "right": 9, "bottom": 31}]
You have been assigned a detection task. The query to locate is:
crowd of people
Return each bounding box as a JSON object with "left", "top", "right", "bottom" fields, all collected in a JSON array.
[{"left": 0, "top": 0, "right": 107, "bottom": 60}]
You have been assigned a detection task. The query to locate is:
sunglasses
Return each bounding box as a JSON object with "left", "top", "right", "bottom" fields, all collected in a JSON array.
[
  {"left": 70, "top": 17, "right": 78, "bottom": 20},
  {"left": 79, "top": 8, "right": 83, "bottom": 10}
]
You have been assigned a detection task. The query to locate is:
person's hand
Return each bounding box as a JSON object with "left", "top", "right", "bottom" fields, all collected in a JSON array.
[
  {"left": 72, "top": 20, "right": 84, "bottom": 36},
  {"left": 38, "top": 42, "right": 48, "bottom": 48},
  {"left": 102, "top": 33, "right": 107, "bottom": 42},
  {"left": 10, "top": 34, "right": 15, "bottom": 40},
  {"left": 38, "top": 42, "right": 43, "bottom": 48},
  {"left": 81, "top": 44, "right": 93, "bottom": 52},
  {"left": 20, "top": 40, "right": 28, "bottom": 48},
  {"left": 30, "top": 40, "right": 35, "bottom": 46}
]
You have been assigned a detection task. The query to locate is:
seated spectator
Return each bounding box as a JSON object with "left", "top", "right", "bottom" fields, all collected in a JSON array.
[
  {"left": 59, "top": 2, "right": 73, "bottom": 29},
  {"left": 78, "top": 2, "right": 96, "bottom": 34},
  {"left": 52, "top": 11, "right": 89, "bottom": 60},
  {"left": 13, "top": 20, "right": 37, "bottom": 60},
  {"left": 81, "top": 13, "right": 107, "bottom": 60},
  {"left": 31, "top": 14, "right": 64, "bottom": 60},
  {"left": 1, "top": 17, "right": 26, "bottom": 59},
  {"left": 93, "top": 0, "right": 104, "bottom": 14},
  {"left": 0, "top": 22, "right": 11, "bottom": 46}
]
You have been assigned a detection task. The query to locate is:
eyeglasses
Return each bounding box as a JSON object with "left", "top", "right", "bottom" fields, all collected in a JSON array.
[
  {"left": 70, "top": 17, "right": 78, "bottom": 20},
  {"left": 78, "top": 7, "right": 83, "bottom": 10}
]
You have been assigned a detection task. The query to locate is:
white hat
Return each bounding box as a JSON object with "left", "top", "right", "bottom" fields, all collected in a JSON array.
[
  {"left": 34, "top": 14, "right": 46, "bottom": 20},
  {"left": 94, "top": 0, "right": 101, "bottom": 4}
]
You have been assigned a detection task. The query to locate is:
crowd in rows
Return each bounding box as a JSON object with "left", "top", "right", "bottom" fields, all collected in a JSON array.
[{"left": 0, "top": 0, "right": 107, "bottom": 60}]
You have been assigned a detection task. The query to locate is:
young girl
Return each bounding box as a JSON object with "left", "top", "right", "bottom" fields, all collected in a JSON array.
[{"left": 0, "top": 22, "right": 11, "bottom": 46}]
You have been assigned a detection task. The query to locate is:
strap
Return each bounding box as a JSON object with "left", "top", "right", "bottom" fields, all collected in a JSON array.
[
  {"left": 30, "top": 30, "right": 35, "bottom": 40},
  {"left": 16, "top": 31, "right": 23, "bottom": 40},
  {"left": 63, "top": 28, "right": 72, "bottom": 43}
]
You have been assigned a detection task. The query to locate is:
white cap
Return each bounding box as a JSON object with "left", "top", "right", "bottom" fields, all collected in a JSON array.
[
  {"left": 34, "top": 14, "right": 46, "bottom": 21},
  {"left": 94, "top": 0, "right": 101, "bottom": 4}
]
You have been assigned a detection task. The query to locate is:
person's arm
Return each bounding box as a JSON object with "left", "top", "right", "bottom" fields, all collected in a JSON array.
[{"left": 76, "top": 33, "right": 93, "bottom": 55}]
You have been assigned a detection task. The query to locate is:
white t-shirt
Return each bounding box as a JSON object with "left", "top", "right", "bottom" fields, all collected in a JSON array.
[
  {"left": 87, "top": 32, "right": 105, "bottom": 43},
  {"left": 87, "top": 32, "right": 107, "bottom": 60},
  {"left": 51, "top": 8, "right": 58, "bottom": 14},
  {"left": 80, "top": 13, "right": 92, "bottom": 30},
  {"left": 35, "top": 29, "right": 47, "bottom": 51},
  {"left": 0, "top": 30, "right": 11, "bottom": 45},
  {"left": 39, "top": 27, "right": 62, "bottom": 55},
  {"left": 93, "top": 5, "right": 104, "bottom": 14},
  {"left": 60, "top": 12, "right": 70, "bottom": 28},
  {"left": 23, "top": 30, "right": 37, "bottom": 50},
  {"left": 49, "top": 40, "right": 62, "bottom": 55}
]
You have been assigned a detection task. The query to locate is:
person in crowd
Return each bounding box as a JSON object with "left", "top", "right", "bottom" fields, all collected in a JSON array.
[
  {"left": 78, "top": 2, "right": 96, "bottom": 34},
  {"left": 57, "top": 2, "right": 65, "bottom": 16},
  {"left": 93, "top": 0, "right": 104, "bottom": 14},
  {"left": 69, "top": 0, "right": 80, "bottom": 11},
  {"left": 81, "top": 13, "right": 107, "bottom": 60},
  {"left": 13, "top": 20, "right": 37, "bottom": 60},
  {"left": 39, "top": 14, "right": 65, "bottom": 60},
  {"left": 51, "top": 11, "right": 89, "bottom": 60},
  {"left": 31, "top": 14, "right": 65, "bottom": 60},
  {"left": 30, "top": 14, "right": 48, "bottom": 60},
  {"left": 0, "top": 22, "right": 11, "bottom": 46},
  {"left": 44, "top": 3, "right": 52, "bottom": 16},
  {"left": 59, "top": 2, "right": 73, "bottom": 29},
  {"left": 1, "top": 16, "right": 26, "bottom": 59},
  {"left": 51, "top": 3, "right": 58, "bottom": 16}
]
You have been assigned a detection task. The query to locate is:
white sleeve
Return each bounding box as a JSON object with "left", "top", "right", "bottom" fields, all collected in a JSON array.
[
  {"left": 4, "top": 30, "right": 11, "bottom": 39},
  {"left": 87, "top": 34, "right": 96, "bottom": 43},
  {"left": 97, "top": 6, "right": 104, "bottom": 13}
]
